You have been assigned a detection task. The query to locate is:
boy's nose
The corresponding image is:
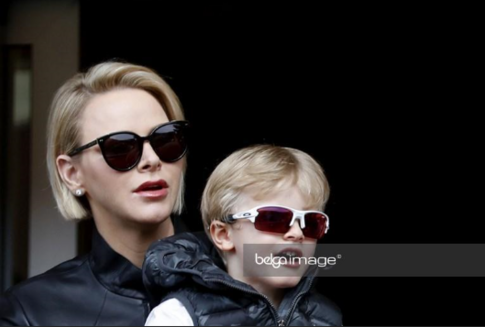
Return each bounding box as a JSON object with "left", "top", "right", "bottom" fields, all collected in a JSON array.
[{"left": 283, "top": 220, "right": 305, "bottom": 243}]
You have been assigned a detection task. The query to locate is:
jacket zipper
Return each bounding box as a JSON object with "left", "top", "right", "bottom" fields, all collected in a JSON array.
[
  {"left": 206, "top": 278, "right": 314, "bottom": 326},
  {"left": 206, "top": 278, "right": 282, "bottom": 326},
  {"left": 283, "top": 279, "right": 314, "bottom": 325}
]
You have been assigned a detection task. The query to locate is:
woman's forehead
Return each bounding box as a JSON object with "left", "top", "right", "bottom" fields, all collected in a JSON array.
[{"left": 80, "top": 88, "right": 169, "bottom": 138}]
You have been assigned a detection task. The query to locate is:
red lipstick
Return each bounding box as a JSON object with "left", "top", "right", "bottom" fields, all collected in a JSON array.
[{"left": 134, "top": 180, "right": 169, "bottom": 198}]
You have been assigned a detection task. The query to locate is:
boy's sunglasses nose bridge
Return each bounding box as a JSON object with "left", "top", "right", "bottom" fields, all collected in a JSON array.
[{"left": 289, "top": 215, "right": 306, "bottom": 229}]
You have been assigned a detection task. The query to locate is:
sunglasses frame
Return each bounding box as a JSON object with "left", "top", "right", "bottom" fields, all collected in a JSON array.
[
  {"left": 225, "top": 205, "right": 330, "bottom": 237},
  {"left": 68, "top": 120, "right": 189, "bottom": 171}
]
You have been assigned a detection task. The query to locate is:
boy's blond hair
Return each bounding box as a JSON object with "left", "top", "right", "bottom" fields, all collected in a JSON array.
[
  {"left": 201, "top": 145, "right": 330, "bottom": 239},
  {"left": 47, "top": 61, "right": 186, "bottom": 221}
]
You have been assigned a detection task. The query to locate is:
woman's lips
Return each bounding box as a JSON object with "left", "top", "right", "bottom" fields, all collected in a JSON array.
[
  {"left": 134, "top": 180, "right": 169, "bottom": 198},
  {"left": 135, "top": 188, "right": 169, "bottom": 198}
]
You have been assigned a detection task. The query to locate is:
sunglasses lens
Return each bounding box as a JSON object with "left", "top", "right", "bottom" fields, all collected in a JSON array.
[
  {"left": 255, "top": 207, "right": 293, "bottom": 234},
  {"left": 102, "top": 134, "right": 140, "bottom": 170},
  {"left": 303, "top": 213, "right": 328, "bottom": 239},
  {"left": 151, "top": 122, "right": 188, "bottom": 162}
]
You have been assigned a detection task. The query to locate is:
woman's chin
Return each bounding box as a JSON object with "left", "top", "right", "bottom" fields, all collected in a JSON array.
[{"left": 126, "top": 209, "right": 172, "bottom": 226}]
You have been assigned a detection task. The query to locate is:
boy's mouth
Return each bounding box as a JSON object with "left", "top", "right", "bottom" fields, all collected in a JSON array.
[{"left": 274, "top": 248, "right": 304, "bottom": 260}]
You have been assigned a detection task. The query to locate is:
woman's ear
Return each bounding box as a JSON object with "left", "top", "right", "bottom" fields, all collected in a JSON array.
[
  {"left": 210, "top": 221, "right": 235, "bottom": 252},
  {"left": 56, "top": 154, "right": 84, "bottom": 193}
]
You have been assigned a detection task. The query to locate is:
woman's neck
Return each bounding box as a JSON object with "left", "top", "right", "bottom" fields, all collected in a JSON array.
[{"left": 94, "top": 216, "right": 175, "bottom": 268}]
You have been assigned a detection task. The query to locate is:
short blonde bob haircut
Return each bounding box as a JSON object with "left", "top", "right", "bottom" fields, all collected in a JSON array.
[
  {"left": 47, "top": 61, "right": 186, "bottom": 221},
  {"left": 201, "top": 145, "right": 330, "bottom": 238}
]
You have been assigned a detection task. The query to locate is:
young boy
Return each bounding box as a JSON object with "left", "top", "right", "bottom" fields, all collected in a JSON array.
[{"left": 143, "top": 145, "right": 342, "bottom": 326}]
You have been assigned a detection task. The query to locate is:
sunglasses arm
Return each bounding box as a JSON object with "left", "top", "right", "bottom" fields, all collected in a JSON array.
[
  {"left": 224, "top": 212, "right": 257, "bottom": 224},
  {"left": 68, "top": 140, "right": 98, "bottom": 156}
]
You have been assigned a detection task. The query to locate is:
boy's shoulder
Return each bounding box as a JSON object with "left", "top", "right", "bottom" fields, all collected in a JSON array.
[
  {"left": 145, "top": 231, "right": 224, "bottom": 269},
  {"left": 301, "top": 290, "right": 343, "bottom": 326},
  {"left": 143, "top": 231, "right": 226, "bottom": 301},
  {"left": 147, "top": 231, "right": 217, "bottom": 258}
]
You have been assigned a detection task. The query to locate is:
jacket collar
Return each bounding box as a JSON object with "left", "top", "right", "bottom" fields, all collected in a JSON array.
[
  {"left": 89, "top": 228, "right": 148, "bottom": 300},
  {"left": 143, "top": 232, "right": 314, "bottom": 312}
]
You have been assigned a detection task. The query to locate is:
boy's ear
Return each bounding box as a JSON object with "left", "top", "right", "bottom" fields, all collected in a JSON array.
[
  {"left": 56, "top": 154, "right": 84, "bottom": 193},
  {"left": 210, "top": 221, "right": 235, "bottom": 252}
]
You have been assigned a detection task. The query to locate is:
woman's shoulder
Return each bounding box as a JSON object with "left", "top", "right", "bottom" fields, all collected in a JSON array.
[
  {"left": 0, "top": 254, "right": 92, "bottom": 326},
  {"left": 5, "top": 254, "right": 90, "bottom": 295}
]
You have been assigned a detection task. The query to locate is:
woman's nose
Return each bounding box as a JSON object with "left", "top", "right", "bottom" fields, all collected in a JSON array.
[
  {"left": 137, "top": 141, "right": 162, "bottom": 172},
  {"left": 283, "top": 219, "right": 305, "bottom": 242}
]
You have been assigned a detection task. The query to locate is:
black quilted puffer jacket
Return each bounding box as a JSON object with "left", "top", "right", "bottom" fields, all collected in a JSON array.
[{"left": 143, "top": 233, "right": 342, "bottom": 326}]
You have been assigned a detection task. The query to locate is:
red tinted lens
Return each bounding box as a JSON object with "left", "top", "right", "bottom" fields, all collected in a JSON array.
[
  {"left": 102, "top": 134, "right": 140, "bottom": 170},
  {"left": 254, "top": 207, "right": 293, "bottom": 234},
  {"left": 303, "top": 213, "right": 328, "bottom": 239},
  {"left": 151, "top": 123, "right": 187, "bottom": 162}
]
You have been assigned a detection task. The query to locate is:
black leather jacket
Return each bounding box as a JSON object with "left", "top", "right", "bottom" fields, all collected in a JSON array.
[
  {"left": 143, "top": 233, "right": 342, "bottom": 326},
  {"left": 1, "top": 228, "right": 164, "bottom": 326}
]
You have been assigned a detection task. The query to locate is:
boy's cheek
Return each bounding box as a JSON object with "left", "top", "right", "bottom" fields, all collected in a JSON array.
[{"left": 302, "top": 242, "right": 318, "bottom": 258}]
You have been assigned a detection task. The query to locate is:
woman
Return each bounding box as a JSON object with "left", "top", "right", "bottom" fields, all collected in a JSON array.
[{"left": 0, "top": 61, "right": 192, "bottom": 325}]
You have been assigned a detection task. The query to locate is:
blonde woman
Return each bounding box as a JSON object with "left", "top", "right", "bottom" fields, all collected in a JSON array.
[{"left": 0, "top": 62, "right": 191, "bottom": 325}]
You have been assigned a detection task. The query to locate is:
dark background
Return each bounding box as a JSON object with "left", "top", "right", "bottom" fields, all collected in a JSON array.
[{"left": 80, "top": 3, "right": 484, "bottom": 326}]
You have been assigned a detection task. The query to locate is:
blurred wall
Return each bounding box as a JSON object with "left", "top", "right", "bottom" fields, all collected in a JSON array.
[
  {"left": 0, "top": 9, "right": 6, "bottom": 291},
  {"left": 5, "top": 0, "right": 79, "bottom": 277}
]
